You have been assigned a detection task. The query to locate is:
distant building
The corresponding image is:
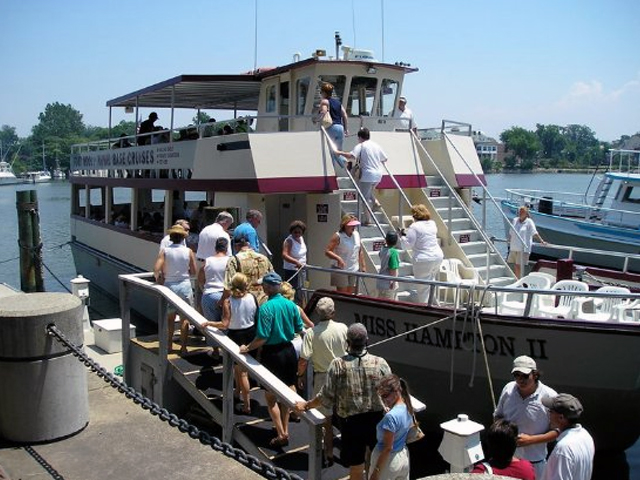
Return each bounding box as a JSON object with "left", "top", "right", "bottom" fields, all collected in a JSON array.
[
  {"left": 620, "top": 134, "right": 640, "bottom": 151},
  {"left": 472, "top": 130, "right": 505, "bottom": 164}
]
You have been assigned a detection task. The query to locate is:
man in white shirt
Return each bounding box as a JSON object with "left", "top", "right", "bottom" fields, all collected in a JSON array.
[
  {"left": 540, "top": 393, "right": 595, "bottom": 480},
  {"left": 195, "top": 211, "right": 234, "bottom": 261},
  {"left": 336, "top": 127, "right": 388, "bottom": 225},
  {"left": 494, "top": 355, "right": 559, "bottom": 479},
  {"left": 393, "top": 96, "right": 417, "bottom": 132}
]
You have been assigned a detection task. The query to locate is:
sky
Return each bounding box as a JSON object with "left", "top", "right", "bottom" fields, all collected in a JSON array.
[{"left": 1, "top": 0, "right": 639, "bottom": 142}]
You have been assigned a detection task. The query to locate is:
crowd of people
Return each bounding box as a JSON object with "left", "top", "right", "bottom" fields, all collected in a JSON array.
[{"left": 154, "top": 211, "right": 595, "bottom": 479}]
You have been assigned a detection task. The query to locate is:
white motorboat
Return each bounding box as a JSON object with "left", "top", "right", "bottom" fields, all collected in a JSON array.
[
  {"left": 68, "top": 44, "right": 640, "bottom": 454},
  {"left": 0, "top": 160, "right": 23, "bottom": 186},
  {"left": 500, "top": 149, "right": 640, "bottom": 272}
]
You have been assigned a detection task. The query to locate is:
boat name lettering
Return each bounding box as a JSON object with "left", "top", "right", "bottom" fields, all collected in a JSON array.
[
  {"left": 354, "top": 312, "right": 548, "bottom": 359},
  {"left": 73, "top": 149, "right": 156, "bottom": 168}
]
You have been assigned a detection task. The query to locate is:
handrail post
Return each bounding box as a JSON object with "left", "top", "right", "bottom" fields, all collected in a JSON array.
[
  {"left": 308, "top": 421, "right": 323, "bottom": 480},
  {"left": 221, "top": 350, "right": 234, "bottom": 444},
  {"left": 119, "top": 277, "right": 132, "bottom": 385},
  {"left": 157, "top": 296, "right": 169, "bottom": 405}
]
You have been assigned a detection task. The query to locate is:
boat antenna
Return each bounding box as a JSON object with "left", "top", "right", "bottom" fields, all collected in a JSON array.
[
  {"left": 351, "top": 0, "right": 357, "bottom": 47},
  {"left": 335, "top": 31, "right": 342, "bottom": 60},
  {"left": 381, "top": 0, "right": 385, "bottom": 62},
  {"left": 253, "top": 0, "right": 258, "bottom": 72}
]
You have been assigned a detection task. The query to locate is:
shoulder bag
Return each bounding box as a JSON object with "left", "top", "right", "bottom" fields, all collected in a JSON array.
[{"left": 405, "top": 415, "right": 425, "bottom": 444}]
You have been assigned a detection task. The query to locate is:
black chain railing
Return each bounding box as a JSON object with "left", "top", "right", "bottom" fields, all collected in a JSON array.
[{"left": 46, "top": 324, "right": 303, "bottom": 480}]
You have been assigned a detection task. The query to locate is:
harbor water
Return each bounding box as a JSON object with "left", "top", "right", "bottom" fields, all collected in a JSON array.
[{"left": 0, "top": 175, "right": 638, "bottom": 478}]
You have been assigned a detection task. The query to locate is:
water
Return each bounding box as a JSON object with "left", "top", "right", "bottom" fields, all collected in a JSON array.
[{"left": 0, "top": 174, "right": 638, "bottom": 478}]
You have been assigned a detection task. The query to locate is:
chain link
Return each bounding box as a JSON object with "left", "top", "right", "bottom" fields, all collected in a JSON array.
[{"left": 47, "top": 324, "right": 302, "bottom": 480}]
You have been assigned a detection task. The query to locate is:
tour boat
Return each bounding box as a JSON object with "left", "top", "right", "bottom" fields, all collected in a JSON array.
[
  {"left": 69, "top": 45, "right": 640, "bottom": 453},
  {"left": 500, "top": 149, "right": 640, "bottom": 273}
]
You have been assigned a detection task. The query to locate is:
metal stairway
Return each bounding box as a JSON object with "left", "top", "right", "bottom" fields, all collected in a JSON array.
[
  {"left": 336, "top": 175, "right": 417, "bottom": 301},
  {"left": 334, "top": 138, "right": 516, "bottom": 302},
  {"left": 592, "top": 174, "right": 613, "bottom": 209}
]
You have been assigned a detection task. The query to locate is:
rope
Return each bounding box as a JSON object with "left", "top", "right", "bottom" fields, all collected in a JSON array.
[
  {"left": 46, "top": 325, "right": 302, "bottom": 480},
  {"left": 367, "top": 314, "right": 455, "bottom": 349},
  {"left": 0, "top": 255, "right": 20, "bottom": 265}
]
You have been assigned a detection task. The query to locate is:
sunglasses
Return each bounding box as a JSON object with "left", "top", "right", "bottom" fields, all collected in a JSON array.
[{"left": 513, "top": 372, "right": 531, "bottom": 380}]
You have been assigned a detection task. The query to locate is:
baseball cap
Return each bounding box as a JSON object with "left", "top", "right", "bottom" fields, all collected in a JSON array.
[
  {"left": 511, "top": 355, "right": 537, "bottom": 375},
  {"left": 542, "top": 393, "right": 584, "bottom": 420},
  {"left": 259, "top": 272, "right": 282, "bottom": 286},
  {"left": 315, "top": 297, "right": 335, "bottom": 320}
]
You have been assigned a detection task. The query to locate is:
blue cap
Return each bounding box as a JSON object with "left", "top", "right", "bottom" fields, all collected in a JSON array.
[{"left": 259, "top": 272, "right": 282, "bottom": 285}]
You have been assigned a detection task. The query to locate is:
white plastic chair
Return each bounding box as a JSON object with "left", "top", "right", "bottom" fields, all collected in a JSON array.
[
  {"left": 611, "top": 299, "right": 640, "bottom": 323},
  {"left": 438, "top": 258, "right": 480, "bottom": 305},
  {"left": 494, "top": 273, "right": 553, "bottom": 316},
  {"left": 537, "top": 280, "right": 590, "bottom": 318},
  {"left": 568, "top": 286, "right": 631, "bottom": 322}
]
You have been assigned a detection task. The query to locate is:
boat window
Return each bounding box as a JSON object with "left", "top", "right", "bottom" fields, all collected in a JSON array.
[
  {"left": 378, "top": 79, "right": 399, "bottom": 116},
  {"left": 621, "top": 185, "right": 640, "bottom": 204},
  {"left": 295, "top": 77, "right": 310, "bottom": 115},
  {"left": 266, "top": 85, "right": 277, "bottom": 113},
  {"left": 346, "top": 76, "right": 377, "bottom": 117},
  {"left": 279, "top": 81, "right": 289, "bottom": 131},
  {"left": 112, "top": 187, "right": 132, "bottom": 228}
]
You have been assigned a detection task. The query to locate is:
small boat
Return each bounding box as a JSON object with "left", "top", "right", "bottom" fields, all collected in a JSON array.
[
  {"left": 68, "top": 43, "right": 640, "bottom": 455},
  {"left": 24, "top": 143, "right": 52, "bottom": 183},
  {"left": 500, "top": 149, "right": 640, "bottom": 272},
  {"left": 52, "top": 157, "right": 66, "bottom": 180},
  {"left": 0, "top": 144, "right": 25, "bottom": 186},
  {"left": 0, "top": 160, "right": 23, "bottom": 186}
]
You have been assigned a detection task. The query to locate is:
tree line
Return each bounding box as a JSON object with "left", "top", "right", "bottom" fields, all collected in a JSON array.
[
  {"left": 490, "top": 124, "right": 638, "bottom": 172},
  {"left": 0, "top": 102, "right": 636, "bottom": 173}
]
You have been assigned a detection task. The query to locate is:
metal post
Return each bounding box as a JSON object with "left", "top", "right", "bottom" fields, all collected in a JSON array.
[
  {"left": 119, "top": 278, "right": 133, "bottom": 385},
  {"left": 221, "top": 350, "right": 234, "bottom": 444},
  {"left": 157, "top": 295, "right": 168, "bottom": 406},
  {"left": 308, "top": 422, "right": 323, "bottom": 480},
  {"left": 16, "top": 190, "right": 44, "bottom": 293}
]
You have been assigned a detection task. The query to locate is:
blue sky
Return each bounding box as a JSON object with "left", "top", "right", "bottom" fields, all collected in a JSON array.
[{"left": 1, "top": 0, "right": 638, "bottom": 141}]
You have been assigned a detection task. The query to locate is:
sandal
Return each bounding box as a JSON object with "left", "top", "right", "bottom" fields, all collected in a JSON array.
[{"left": 269, "top": 436, "right": 289, "bottom": 448}]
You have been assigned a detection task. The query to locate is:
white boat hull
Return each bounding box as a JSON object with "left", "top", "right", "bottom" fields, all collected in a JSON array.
[{"left": 327, "top": 292, "right": 640, "bottom": 452}]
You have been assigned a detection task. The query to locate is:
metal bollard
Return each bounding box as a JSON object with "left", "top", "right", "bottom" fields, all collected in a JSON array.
[{"left": 0, "top": 292, "right": 89, "bottom": 442}]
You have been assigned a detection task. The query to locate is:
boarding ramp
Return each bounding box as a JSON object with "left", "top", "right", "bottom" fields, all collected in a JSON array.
[{"left": 117, "top": 272, "right": 426, "bottom": 480}]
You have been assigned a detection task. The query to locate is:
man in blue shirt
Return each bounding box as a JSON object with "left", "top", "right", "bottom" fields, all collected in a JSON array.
[{"left": 233, "top": 209, "right": 263, "bottom": 252}]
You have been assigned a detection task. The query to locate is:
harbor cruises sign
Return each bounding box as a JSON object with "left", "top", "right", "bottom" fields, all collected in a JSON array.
[{"left": 71, "top": 143, "right": 196, "bottom": 171}]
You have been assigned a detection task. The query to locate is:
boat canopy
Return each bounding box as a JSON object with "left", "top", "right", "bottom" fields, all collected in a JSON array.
[
  {"left": 106, "top": 74, "right": 263, "bottom": 111},
  {"left": 105, "top": 56, "right": 417, "bottom": 112}
]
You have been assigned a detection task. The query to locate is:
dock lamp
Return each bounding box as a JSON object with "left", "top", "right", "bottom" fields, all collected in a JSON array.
[
  {"left": 70, "top": 275, "right": 91, "bottom": 330},
  {"left": 438, "top": 414, "right": 485, "bottom": 473}
]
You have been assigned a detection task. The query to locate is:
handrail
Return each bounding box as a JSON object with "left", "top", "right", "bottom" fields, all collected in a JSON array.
[
  {"left": 410, "top": 130, "right": 506, "bottom": 281},
  {"left": 118, "top": 272, "right": 326, "bottom": 478},
  {"left": 504, "top": 188, "right": 640, "bottom": 223},
  {"left": 319, "top": 127, "right": 386, "bottom": 237}
]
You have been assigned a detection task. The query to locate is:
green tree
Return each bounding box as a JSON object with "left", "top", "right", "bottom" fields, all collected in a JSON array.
[
  {"left": 561, "top": 124, "right": 598, "bottom": 166},
  {"left": 535, "top": 124, "right": 565, "bottom": 162},
  {"left": 193, "top": 112, "right": 211, "bottom": 125},
  {"left": 31, "top": 102, "right": 85, "bottom": 142},
  {"left": 500, "top": 127, "right": 540, "bottom": 166},
  {"left": 0, "top": 125, "right": 19, "bottom": 158}
]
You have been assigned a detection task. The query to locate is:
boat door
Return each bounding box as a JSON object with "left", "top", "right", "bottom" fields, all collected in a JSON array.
[{"left": 260, "top": 76, "right": 290, "bottom": 133}]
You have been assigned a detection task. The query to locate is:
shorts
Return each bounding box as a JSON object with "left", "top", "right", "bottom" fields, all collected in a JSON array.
[
  {"left": 260, "top": 342, "right": 297, "bottom": 387},
  {"left": 201, "top": 290, "right": 223, "bottom": 321},
  {"left": 507, "top": 250, "right": 530, "bottom": 265},
  {"left": 165, "top": 279, "right": 194, "bottom": 313},
  {"left": 339, "top": 410, "right": 384, "bottom": 467},
  {"left": 227, "top": 325, "right": 256, "bottom": 347},
  {"left": 330, "top": 267, "right": 357, "bottom": 288}
]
